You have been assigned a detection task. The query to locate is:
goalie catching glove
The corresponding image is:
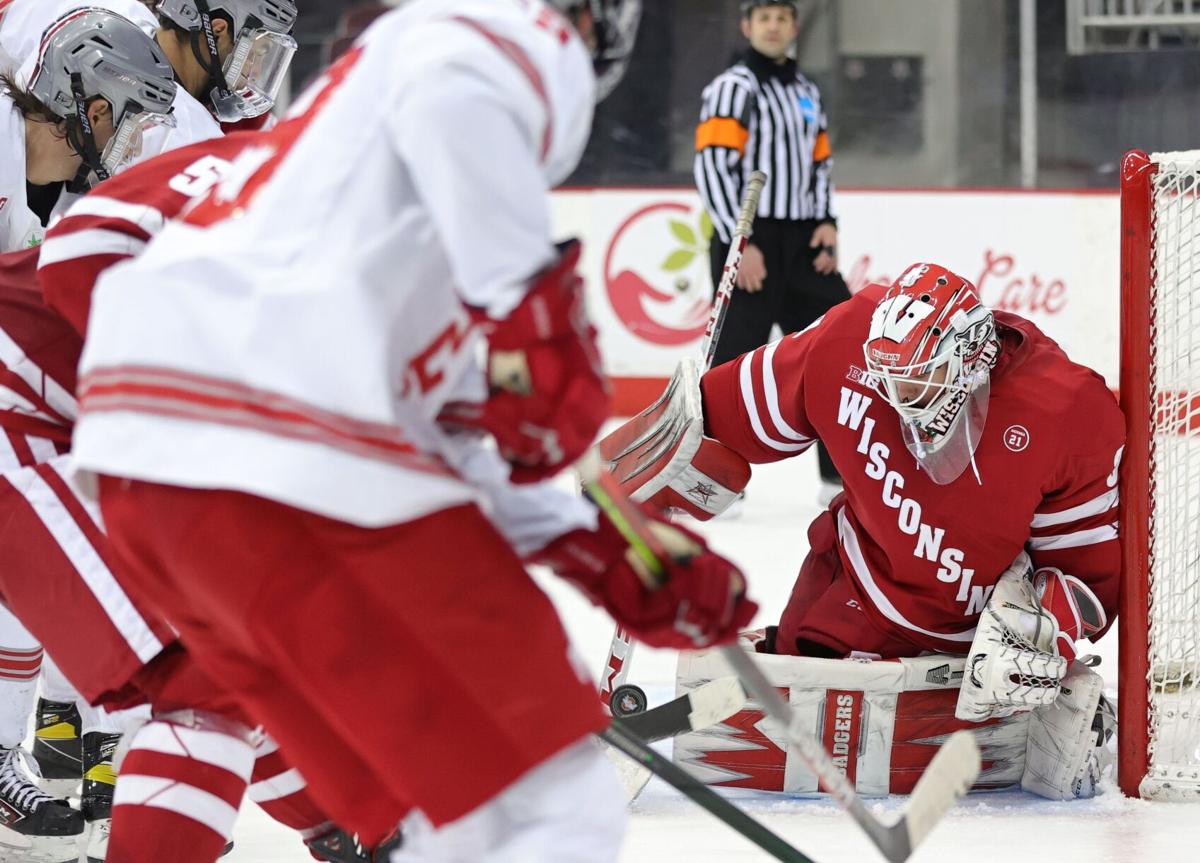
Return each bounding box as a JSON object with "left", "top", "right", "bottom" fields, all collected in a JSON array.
[
  {"left": 956, "top": 551, "right": 1106, "bottom": 722},
  {"left": 532, "top": 507, "right": 757, "bottom": 650},
  {"left": 440, "top": 240, "right": 610, "bottom": 483}
]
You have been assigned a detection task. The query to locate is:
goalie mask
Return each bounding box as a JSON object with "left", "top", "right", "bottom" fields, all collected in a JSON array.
[
  {"left": 863, "top": 264, "right": 1000, "bottom": 485},
  {"left": 547, "top": 0, "right": 642, "bottom": 102},
  {"left": 29, "top": 8, "right": 178, "bottom": 191},
  {"left": 156, "top": 0, "right": 297, "bottom": 121}
]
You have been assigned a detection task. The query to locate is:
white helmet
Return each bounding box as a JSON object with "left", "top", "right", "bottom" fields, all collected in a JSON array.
[
  {"left": 546, "top": 0, "right": 642, "bottom": 101},
  {"left": 863, "top": 263, "right": 1001, "bottom": 484},
  {"left": 28, "top": 8, "right": 177, "bottom": 189},
  {"left": 156, "top": 0, "right": 297, "bottom": 121}
]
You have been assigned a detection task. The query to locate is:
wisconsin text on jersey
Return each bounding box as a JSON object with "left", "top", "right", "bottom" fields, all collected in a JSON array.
[{"left": 835, "top": 385, "right": 991, "bottom": 616}]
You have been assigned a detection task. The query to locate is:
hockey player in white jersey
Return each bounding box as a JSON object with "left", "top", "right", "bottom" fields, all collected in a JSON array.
[
  {"left": 0, "top": 1, "right": 223, "bottom": 193},
  {"left": 0, "top": 8, "right": 177, "bottom": 250},
  {"left": 0, "top": 0, "right": 296, "bottom": 131},
  {"left": 0, "top": 0, "right": 296, "bottom": 810},
  {"left": 73, "top": 1, "right": 755, "bottom": 860}
]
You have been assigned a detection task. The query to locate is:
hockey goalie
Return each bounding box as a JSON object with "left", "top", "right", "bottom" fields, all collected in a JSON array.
[{"left": 600, "top": 262, "right": 1123, "bottom": 801}]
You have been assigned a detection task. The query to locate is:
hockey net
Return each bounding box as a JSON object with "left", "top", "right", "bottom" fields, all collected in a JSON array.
[{"left": 1119, "top": 149, "right": 1200, "bottom": 800}]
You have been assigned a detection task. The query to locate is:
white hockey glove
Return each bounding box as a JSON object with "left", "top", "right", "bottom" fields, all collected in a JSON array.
[
  {"left": 1022, "top": 661, "right": 1115, "bottom": 800},
  {"left": 595, "top": 358, "right": 750, "bottom": 520},
  {"left": 956, "top": 552, "right": 1068, "bottom": 722}
]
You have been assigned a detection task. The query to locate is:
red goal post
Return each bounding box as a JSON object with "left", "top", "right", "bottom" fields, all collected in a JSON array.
[{"left": 1119, "top": 149, "right": 1200, "bottom": 800}]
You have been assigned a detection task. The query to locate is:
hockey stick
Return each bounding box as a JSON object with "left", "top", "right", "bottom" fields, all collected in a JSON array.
[
  {"left": 596, "top": 170, "right": 767, "bottom": 712},
  {"left": 721, "top": 647, "right": 979, "bottom": 863},
  {"left": 604, "top": 675, "right": 749, "bottom": 803},
  {"left": 579, "top": 459, "right": 980, "bottom": 863},
  {"left": 619, "top": 675, "right": 746, "bottom": 743},
  {"left": 698, "top": 169, "right": 768, "bottom": 370},
  {"left": 600, "top": 720, "right": 818, "bottom": 863}
]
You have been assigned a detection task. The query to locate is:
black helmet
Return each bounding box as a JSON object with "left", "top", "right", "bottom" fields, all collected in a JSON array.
[
  {"left": 740, "top": 1, "right": 799, "bottom": 15},
  {"left": 547, "top": 0, "right": 642, "bottom": 102}
]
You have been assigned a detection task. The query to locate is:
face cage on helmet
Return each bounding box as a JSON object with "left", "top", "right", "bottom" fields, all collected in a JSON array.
[
  {"left": 863, "top": 341, "right": 974, "bottom": 442},
  {"left": 589, "top": 0, "right": 641, "bottom": 102}
]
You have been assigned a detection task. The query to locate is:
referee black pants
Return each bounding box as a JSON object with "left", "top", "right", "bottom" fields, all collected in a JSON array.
[{"left": 708, "top": 218, "right": 850, "bottom": 482}]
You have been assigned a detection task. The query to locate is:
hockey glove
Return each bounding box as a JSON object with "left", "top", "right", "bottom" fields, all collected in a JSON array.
[
  {"left": 440, "top": 240, "right": 610, "bottom": 483},
  {"left": 533, "top": 507, "right": 757, "bottom": 650}
]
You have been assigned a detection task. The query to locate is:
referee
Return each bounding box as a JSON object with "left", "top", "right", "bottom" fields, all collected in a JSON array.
[{"left": 694, "top": 0, "right": 848, "bottom": 503}]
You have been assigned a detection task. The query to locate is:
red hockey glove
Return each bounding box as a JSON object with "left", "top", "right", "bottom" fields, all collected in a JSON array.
[
  {"left": 533, "top": 507, "right": 757, "bottom": 650},
  {"left": 440, "top": 241, "right": 610, "bottom": 483}
]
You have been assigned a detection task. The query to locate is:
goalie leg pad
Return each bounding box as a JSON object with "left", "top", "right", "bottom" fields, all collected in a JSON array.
[
  {"left": 1021, "top": 662, "right": 1114, "bottom": 800},
  {"left": 673, "top": 640, "right": 1029, "bottom": 796}
]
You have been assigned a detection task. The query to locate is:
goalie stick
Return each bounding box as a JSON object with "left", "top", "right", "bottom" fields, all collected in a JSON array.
[
  {"left": 596, "top": 170, "right": 767, "bottom": 712},
  {"left": 578, "top": 456, "right": 981, "bottom": 863}
]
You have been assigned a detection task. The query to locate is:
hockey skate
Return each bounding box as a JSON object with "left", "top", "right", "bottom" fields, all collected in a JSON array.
[
  {"left": 81, "top": 732, "right": 119, "bottom": 863},
  {"left": 0, "top": 746, "right": 84, "bottom": 863},
  {"left": 31, "top": 700, "right": 82, "bottom": 799},
  {"left": 306, "top": 827, "right": 402, "bottom": 862}
]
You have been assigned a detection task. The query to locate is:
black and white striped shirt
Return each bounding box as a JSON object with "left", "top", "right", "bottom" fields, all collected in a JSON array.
[{"left": 694, "top": 49, "right": 835, "bottom": 244}]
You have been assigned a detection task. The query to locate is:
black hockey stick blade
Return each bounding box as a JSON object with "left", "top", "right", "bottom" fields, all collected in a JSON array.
[
  {"left": 620, "top": 676, "right": 746, "bottom": 743},
  {"left": 600, "top": 721, "right": 818, "bottom": 863}
]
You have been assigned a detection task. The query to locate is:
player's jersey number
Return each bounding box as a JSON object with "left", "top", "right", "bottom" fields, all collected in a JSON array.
[{"left": 183, "top": 46, "right": 365, "bottom": 228}]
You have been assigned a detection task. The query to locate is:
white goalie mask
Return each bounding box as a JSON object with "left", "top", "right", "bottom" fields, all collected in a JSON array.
[{"left": 863, "top": 264, "right": 1001, "bottom": 485}]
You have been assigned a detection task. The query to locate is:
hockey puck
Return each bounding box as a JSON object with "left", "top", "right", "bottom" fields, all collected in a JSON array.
[{"left": 610, "top": 684, "right": 648, "bottom": 718}]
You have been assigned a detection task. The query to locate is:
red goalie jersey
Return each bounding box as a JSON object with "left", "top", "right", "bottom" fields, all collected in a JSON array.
[
  {"left": 0, "top": 134, "right": 252, "bottom": 453},
  {"left": 701, "top": 282, "right": 1124, "bottom": 657}
]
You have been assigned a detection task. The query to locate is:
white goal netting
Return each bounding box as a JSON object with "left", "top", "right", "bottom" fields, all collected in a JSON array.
[{"left": 1142, "top": 150, "right": 1200, "bottom": 800}]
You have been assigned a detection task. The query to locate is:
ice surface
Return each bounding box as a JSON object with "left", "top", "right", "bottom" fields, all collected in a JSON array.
[{"left": 225, "top": 449, "right": 1200, "bottom": 862}]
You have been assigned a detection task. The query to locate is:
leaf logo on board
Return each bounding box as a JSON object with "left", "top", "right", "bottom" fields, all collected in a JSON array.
[{"left": 603, "top": 201, "right": 713, "bottom": 346}]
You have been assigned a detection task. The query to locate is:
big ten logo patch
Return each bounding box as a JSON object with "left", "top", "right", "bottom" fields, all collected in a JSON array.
[
  {"left": 603, "top": 202, "right": 714, "bottom": 346},
  {"left": 1003, "top": 424, "right": 1030, "bottom": 452}
]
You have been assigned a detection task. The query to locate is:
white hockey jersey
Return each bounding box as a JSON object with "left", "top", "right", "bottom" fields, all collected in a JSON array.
[
  {"left": 0, "top": 97, "right": 43, "bottom": 251},
  {"left": 74, "top": 0, "right": 599, "bottom": 533}
]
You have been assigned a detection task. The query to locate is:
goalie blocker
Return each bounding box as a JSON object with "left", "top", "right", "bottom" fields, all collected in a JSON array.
[
  {"left": 597, "top": 359, "right": 750, "bottom": 520},
  {"left": 673, "top": 632, "right": 1114, "bottom": 801}
]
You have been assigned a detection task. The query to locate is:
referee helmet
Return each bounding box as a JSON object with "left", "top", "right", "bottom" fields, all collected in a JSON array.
[{"left": 740, "top": 1, "right": 799, "bottom": 15}]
